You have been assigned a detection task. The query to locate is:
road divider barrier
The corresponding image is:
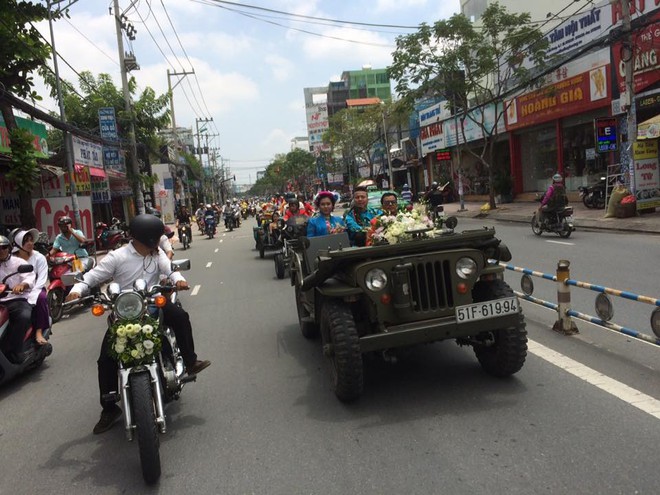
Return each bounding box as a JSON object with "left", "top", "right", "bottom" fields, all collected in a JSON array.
[{"left": 500, "top": 260, "right": 660, "bottom": 348}]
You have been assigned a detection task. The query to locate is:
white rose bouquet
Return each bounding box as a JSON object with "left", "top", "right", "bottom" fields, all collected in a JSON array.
[
  {"left": 368, "top": 205, "right": 433, "bottom": 245},
  {"left": 107, "top": 316, "right": 162, "bottom": 366}
]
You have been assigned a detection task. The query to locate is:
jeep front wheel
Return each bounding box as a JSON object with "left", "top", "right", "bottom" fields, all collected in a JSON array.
[
  {"left": 321, "top": 300, "right": 363, "bottom": 402},
  {"left": 295, "top": 285, "right": 318, "bottom": 339},
  {"left": 471, "top": 280, "right": 528, "bottom": 377}
]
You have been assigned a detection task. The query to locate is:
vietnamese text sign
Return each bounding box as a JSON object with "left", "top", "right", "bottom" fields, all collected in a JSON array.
[
  {"left": 98, "top": 107, "right": 119, "bottom": 141},
  {"left": 0, "top": 115, "right": 49, "bottom": 158},
  {"left": 633, "top": 140, "right": 660, "bottom": 210},
  {"left": 72, "top": 135, "right": 104, "bottom": 169}
]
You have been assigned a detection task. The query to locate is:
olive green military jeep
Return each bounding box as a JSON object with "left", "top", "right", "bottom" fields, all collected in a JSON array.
[{"left": 291, "top": 219, "right": 526, "bottom": 402}]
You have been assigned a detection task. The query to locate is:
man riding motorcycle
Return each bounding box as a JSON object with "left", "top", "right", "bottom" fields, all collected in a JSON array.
[
  {"left": 537, "top": 173, "right": 568, "bottom": 224},
  {"left": 65, "top": 214, "right": 211, "bottom": 434},
  {"left": 49, "top": 216, "right": 89, "bottom": 257},
  {"left": 176, "top": 206, "right": 193, "bottom": 246}
]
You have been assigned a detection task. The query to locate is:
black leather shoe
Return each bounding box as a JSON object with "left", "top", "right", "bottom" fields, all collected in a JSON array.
[
  {"left": 93, "top": 406, "right": 122, "bottom": 434},
  {"left": 187, "top": 360, "right": 211, "bottom": 375}
]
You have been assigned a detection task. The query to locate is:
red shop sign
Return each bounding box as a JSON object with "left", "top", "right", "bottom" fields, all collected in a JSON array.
[{"left": 505, "top": 67, "right": 610, "bottom": 131}]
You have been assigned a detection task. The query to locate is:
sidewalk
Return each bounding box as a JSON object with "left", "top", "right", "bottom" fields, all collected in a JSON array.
[{"left": 439, "top": 200, "right": 660, "bottom": 235}]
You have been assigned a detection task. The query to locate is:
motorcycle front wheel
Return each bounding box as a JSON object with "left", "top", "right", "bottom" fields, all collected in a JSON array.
[
  {"left": 48, "top": 287, "right": 65, "bottom": 323},
  {"left": 558, "top": 220, "right": 573, "bottom": 238},
  {"left": 531, "top": 214, "right": 543, "bottom": 236},
  {"left": 129, "top": 372, "right": 161, "bottom": 485}
]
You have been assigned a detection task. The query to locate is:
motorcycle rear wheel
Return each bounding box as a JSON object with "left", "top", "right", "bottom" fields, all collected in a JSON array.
[
  {"left": 129, "top": 372, "right": 161, "bottom": 485},
  {"left": 531, "top": 214, "right": 543, "bottom": 236},
  {"left": 274, "top": 253, "right": 286, "bottom": 279},
  {"left": 48, "top": 287, "right": 65, "bottom": 323},
  {"left": 558, "top": 220, "right": 572, "bottom": 238}
]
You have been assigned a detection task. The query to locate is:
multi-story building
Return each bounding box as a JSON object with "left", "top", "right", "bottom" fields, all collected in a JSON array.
[{"left": 341, "top": 66, "right": 392, "bottom": 102}]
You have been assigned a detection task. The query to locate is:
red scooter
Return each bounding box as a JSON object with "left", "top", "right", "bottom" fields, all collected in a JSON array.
[
  {"left": 94, "top": 217, "right": 128, "bottom": 252},
  {"left": 47, "top": 244, "right": 97, "bottom": 323},
  {"left": 0, "top": 265, "right": 53, "bottom": 385}
]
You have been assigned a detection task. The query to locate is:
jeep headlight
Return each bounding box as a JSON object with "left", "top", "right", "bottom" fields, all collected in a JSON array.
[
  {"left": 114, "top": 292, "right": 145, "bottom": 320},
  {"left": 456, "top": 257, "right": 477, "bottom": 279},
  {"left": 365, "top": 268, "right": 388, "bottom": 291}
]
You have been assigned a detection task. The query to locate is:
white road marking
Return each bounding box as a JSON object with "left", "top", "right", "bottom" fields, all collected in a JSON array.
[
  {"left": 214, "top": 248, "right": 219, "bottom": 253},
  {"left": 222, "top": 233, "right": 226, "bottom": 237},
  {"left": 546, "top": 240, "right": 574, "bottom": 246},
  {"left": 206, "top": 262, "right": 212, "bottom": 268},
  {"left": 219, "top": 239, "right": 223, "bottom": 243},
  {"left": 191, "top": 285, "right": 201, "bottom": 296},
  {"left": 528, "top": 339, "right": 660, "bottom": 420}
]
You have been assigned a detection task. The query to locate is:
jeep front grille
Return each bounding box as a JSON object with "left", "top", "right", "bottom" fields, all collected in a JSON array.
[{"left": 410, "top": 260, "right": 454, "bottom": 312}]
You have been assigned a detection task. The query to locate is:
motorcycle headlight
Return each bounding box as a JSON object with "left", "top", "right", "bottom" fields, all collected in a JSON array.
[
  {"left": 456, "top": 257, "right": 477, "bottom": 279},
  {"left": 365, "top": 268, "right": 388, "bottom": 291},
  {"left": 114, "top": 292, "right": 145, "bottom": 320}
]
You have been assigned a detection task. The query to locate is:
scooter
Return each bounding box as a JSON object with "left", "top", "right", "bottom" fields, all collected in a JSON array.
[
  {"left": 47, "top": 247, "right": 97, "bottom": 323},
  {"left": 204, "top": 213, "right": 216, "bottom": 239},
  {"left": 0, "top": 265, "right": 53, "bottom": 385},
  {"left": 95, "top": 217, "right": 128, "bottom": 252},
  {"left": 179, "top": 223, "right": 191, "bottom": 250},
  {"left": 531, "top": 198, "right": 575, "bottom": 238}
]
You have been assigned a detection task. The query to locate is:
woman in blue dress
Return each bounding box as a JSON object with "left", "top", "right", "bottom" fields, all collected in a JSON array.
[{"left": 306, "top": 191, "right": 346, "bottom": 237}]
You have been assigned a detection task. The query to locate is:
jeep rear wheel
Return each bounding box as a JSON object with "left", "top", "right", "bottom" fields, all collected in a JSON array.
[
  {"left": 321, "top": 300, "right": 363, "bottom": 402},
  {"left": 471, "top": 280, "right": 527, "bottom": 377},
  {"left": 295, "top": 285, "right": 318, "bottom": 339}
]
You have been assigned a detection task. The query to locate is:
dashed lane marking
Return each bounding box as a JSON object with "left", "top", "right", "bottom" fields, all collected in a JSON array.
[
  {"left": 206, "top": 262, "right": 212, "bottom": 268},
  {"left": 214, "top": 248, "right": 219, "bottom": 253},
  {"left": 191, "top": 285, "right": 201, "bottom": 296},
  {"left": 528, "top": 339, "right": 660, "bottom": 420},
  {"left": 546, "top": 240, "right": 574, "bottom": 246},
  {"left": 219, "top": 239, "right": 223, "bottom": 243}
]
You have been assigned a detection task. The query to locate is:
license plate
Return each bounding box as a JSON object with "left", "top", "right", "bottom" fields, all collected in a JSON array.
[{"left": 456, "top": 297, "right": 519, "bottom": 323}]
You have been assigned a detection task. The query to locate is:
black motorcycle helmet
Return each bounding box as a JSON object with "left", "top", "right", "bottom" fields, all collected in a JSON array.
[{"left": 129, "top": 214, "right": 164, "bottom": 249}]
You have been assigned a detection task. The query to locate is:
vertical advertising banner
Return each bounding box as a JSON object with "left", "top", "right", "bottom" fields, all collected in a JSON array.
[
  {"left": 305, "top": 102, "right": 330, "bottom": 155},
  {"left": 151, "top": 163, "right": 175, "bottom": 224},
  {"left": 633, "top": 140, "right": 660, "bottom": 210}
]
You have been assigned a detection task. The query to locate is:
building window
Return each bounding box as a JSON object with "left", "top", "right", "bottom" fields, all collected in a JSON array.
[
  {"left": 376, "top": 73, "right": 389, "bottom": 84},
  {"left": 520, "top": 125, "right": 557, "bottom": 192}
]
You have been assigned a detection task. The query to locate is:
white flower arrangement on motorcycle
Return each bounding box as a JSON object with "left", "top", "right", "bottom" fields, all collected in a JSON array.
[{"left": 107, "top": 316, "right": 162, "bottom": 366}]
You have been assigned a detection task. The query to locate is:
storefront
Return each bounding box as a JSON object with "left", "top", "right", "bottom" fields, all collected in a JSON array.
[{"left": 506, "top": 47, "right": 612, "bottom": 194}]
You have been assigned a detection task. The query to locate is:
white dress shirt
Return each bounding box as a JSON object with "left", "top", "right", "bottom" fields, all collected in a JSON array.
[
  {"left": 71, "top": 241, "right": 184, "bottom": 296},
  {"left": 23, "top": 251, "right": 49, "bottom": 305},
  {"left": 0, "top": 255, "right": 36, "bottom": 303}
]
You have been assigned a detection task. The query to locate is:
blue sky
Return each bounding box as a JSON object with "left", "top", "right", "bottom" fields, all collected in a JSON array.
[{"left": 34, "top": 0, "right": 461, "bottom": 184}]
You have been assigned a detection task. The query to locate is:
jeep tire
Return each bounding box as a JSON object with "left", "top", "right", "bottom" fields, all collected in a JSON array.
[
  {"left": 321, "top": 300, "right": 363, "bottom": 402},
  {"left": 471, "top": 280, "right": 527, "bottom": 377}
]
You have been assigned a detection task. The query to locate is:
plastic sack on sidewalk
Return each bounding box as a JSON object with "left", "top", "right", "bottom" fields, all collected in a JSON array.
[{"left": 605, "top": 185, "right": 630, "bottom": 218}]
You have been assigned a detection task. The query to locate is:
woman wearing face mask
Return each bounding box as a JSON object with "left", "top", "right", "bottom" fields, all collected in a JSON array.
[
  {"left": 306, "top": 191, "right": 345, "bottom": 238},
  {"left": 13, "top": 229, "right": 50, "bottom": 345}
]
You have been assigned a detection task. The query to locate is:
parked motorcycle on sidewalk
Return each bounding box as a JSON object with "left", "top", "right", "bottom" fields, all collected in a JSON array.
[
  {"left": 578, "top": 177, "right": 606, "bottom": 209},
  {"left": 70, "top": 260, "right": 194, "bottom": 484},
  {"left": 0, "top": 265, "right": 53, "bottom": 385},
  {"left": 531, "top": 197, "right": 575, "bottom": 238}
]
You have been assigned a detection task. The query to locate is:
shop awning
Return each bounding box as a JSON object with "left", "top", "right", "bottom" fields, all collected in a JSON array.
[
  {"left": 88, "top": 166, "right": 106, "bottom": 178},
  {"left": 637, "top": 113, "right": 660, "bottom": 140}
]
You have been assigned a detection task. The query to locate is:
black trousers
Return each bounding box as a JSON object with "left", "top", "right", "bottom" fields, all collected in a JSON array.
[
  {"left": 5, "top": 299, "right": 33, "bottom": 356},
  {"left": 97, "top": 300, "right": 198, "bottom": 409}
]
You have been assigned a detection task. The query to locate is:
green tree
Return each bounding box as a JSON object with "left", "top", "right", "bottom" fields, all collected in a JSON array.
[
  {"left": 0, "top": 0, "right": 63, "bottom": 226},
  {"left": 389, "top": 2, "right": 548, "bottom": 208}
]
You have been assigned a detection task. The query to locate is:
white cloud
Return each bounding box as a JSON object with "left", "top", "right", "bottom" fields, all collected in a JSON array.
[
  {"left": 376, "top": 0, "right": 428, "bottom": 13},
  {"left": 264, "top": 54, "right": 294, "bottom": 82},
  {"left": 179, "top": 31, "right": 254, "bottom": 59},
  {"left": 299, "top": 27, "right": 394, "bottom": 68},
  {"left": 262, "top": 128, "right": 290, "bottom": 148}
]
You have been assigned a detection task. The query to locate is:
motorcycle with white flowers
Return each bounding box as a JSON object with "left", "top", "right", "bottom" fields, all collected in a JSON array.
[{"left": 66, "top": 259, "right": 194, "bottom": 484}]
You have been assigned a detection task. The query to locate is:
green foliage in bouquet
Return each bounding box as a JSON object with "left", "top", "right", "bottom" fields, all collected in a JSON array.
[{"left": 107, "top": 316, "right": 162, "bottom": 366}]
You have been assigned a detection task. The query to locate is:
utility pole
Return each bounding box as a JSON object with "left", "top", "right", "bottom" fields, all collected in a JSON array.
[
  {"left": 622, "top": 0, "right": 637, "bottom": 192},
  {"left": 195, "top": 117, "right": 213, "bottom": 202},
  {"left": 113, "top": 0, "right": 145, "bottom": 214},
  {"left": 380, "top": 103, "right": 394, "bottom": 189},
  {"left": 47, "top": 0, "right": 82, "bottom": 229},
  {"left": 166, "top": 69, "right": 194, "bottom": 208}
]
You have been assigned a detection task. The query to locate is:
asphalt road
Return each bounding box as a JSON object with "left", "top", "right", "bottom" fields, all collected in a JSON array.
[{"left": 0, "top": 219, "right": 658, "bottom": 494}]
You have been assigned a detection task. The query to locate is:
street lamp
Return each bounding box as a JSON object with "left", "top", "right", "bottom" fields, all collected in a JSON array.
[{"left": 380, "top": 103, "right": 394, "bottom": 189}]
